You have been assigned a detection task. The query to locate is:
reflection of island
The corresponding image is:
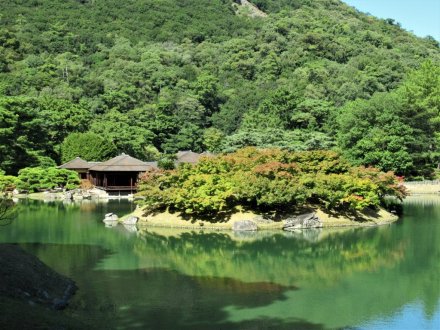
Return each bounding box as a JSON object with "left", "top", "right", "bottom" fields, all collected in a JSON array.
[
  {"left": 128, "top": 219, "right": 438, "bottom": 329},
  {"left": 1, "top": 199, "right": 438, "bottom": 329},
  {"left": 131, "top": 227, "right": 406, "bottom": 288}
]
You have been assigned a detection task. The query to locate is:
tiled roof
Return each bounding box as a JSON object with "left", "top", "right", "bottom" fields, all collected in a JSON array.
[
  {"left": 88, "top": 154, "right": 155, "bottom": 172},
  {"left": 58, "top": 157, "right": 91, "bottom": 170}
]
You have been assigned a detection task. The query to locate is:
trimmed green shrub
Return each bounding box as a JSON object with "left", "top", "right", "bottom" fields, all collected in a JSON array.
[
  {"left": 0, "top": 174, "right": 19, "bottom": 192},
  {"left": 137, "top": 147, "right": 407, "bottom": 216},
  {"left": 17, "top": 167, "right": 80, "bottom": 192}
]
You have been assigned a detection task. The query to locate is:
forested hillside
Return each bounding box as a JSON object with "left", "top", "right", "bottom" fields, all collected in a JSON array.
[{"left": 0, "top": 0, "right": 439, "bottom": 177}]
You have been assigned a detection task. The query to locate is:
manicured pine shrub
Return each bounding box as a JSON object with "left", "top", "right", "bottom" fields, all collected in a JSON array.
[{"left": 17, "top": 167, "right": 80, "bottom": 192}]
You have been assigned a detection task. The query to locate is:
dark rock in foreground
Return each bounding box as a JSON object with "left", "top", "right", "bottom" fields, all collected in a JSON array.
[
  {"left": 0, "top": 244, "right": 77, "bottom": 310},
  {"left": 283, "top": 212, "right": 323, "bottom": 231}
]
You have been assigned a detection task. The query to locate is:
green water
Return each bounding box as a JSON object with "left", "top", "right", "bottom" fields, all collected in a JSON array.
[{"left": 0, "top": 198, "right": 439, "bottom": 329}]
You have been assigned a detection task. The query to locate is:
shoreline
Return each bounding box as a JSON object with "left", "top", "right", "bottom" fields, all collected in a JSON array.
[
  {"left": 13, "top": 192, "right": 134, "bottom": 201},
  {"left": 12, "top": 192, "right": 398, "bottom": 230},
  {"left": 120, "top": 206, "right": 399, "bottom": 231}
]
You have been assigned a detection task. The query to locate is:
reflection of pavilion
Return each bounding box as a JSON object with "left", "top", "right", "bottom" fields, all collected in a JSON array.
[{"left": 59, "top": 154, "right": 157, "bottom": 192}]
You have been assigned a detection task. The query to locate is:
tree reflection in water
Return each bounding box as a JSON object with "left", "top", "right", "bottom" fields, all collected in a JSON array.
[{"left": 0, "top": 198, "right": 438, "bottom": 329}]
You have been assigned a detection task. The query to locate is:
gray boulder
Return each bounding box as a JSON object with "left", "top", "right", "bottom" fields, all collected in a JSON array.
[
  {"left": 103, "top": 213, "right": 118, "bottom": 222},
  {"left": 64, "top": 192, "right": 72, "bottom": 200},
  {"left": 89, "top": 188, "right": 109, "bottom": 199},
  {"left": 123, "top": 216, "right": 139, "bottom": 225},
  {"left": 72, "top": 194, "right": 83, "bottom": 201},
  {"left": 123, "top": 224, "right": 138, "bottom": 233},
  {"left": 233, "top": 220, "right": 258, "bottom": 231},
  {"left": 283, "top": 212, "right": 322, "bottom": 231}
]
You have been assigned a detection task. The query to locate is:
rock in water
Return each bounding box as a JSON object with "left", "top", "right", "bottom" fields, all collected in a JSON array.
[
  {"left": 103, "top": 213, "right": 118, "bottom": 222},
  {"left": 123, "top": 224, "right": 138, "bottom": 233},
  {"left": 283, "top": 212, "right": 322, "bottom": 230},
  {"left": 123, "top": 216, "right": 139, "bottom": 225},
  {"left": 233, "top": 220, "right": 258, "bottom": 231}
]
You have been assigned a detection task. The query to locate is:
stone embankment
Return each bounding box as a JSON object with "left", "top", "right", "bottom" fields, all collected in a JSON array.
[
  {"left": 123, "top": 206, "right": 398, "bottom": 232},
  {"left": 15, "top": 188, "right": 136, "bottom": 201}
]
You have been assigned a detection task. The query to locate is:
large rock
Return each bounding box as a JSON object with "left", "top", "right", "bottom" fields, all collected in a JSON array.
[
  {"left": 233, "top": 220, "right": 258, "bottom": 231},
  {"left": 0, "top": 244, "right": 77, "bottom": 310},
  {"left": 89, "top": 188, "right": 109, "bottom": 199},
  {"left": 72, "top": 194, "right": 83, "bottom": 201},
  {"left": 103, "top": 213, "right": 118, "bottom": 222},
  {"left": 123, "top": 216, "right": 139, "bottom": 225},
  {"left": 123, "top": 224, "right": 138, "bottom": 233},
  {"left": 283, "top": 212, "right": 322, "bottom": 231}
]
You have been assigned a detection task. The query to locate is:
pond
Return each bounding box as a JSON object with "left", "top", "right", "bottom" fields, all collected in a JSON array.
[{"left": 0, "top": 197, "right": 439, "bottom": 329}]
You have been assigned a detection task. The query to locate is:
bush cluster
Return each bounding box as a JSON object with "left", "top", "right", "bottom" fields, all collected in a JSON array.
[
  {"left": 0, "top": 171, "right": 19, "bottom": 192},
  {"left": 137, "top": 148, "right": 407, "bottom": 216},
  {"left": 0, "top": 167, "right": 80, "bottom": 193}
]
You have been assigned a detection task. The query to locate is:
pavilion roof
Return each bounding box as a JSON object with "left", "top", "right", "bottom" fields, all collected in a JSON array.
[
  {"left": 88, "top": 154, "right": 155, "bottom": 172},
  {"left": 58, "top": 157, "right": 91, "bottom": 170}
]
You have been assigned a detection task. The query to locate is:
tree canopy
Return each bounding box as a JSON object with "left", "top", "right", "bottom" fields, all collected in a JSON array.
[{"left": 0, "top": 0, "right": 438, "bottom": 176}]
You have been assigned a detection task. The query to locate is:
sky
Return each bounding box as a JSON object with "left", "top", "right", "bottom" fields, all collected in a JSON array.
[{"left": 343, "top": 0, "right": 440, "bottom": 41}]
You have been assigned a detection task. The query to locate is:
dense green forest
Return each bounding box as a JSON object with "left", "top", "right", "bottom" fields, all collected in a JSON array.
[{"left": 0, "top": 0, "right": 439, "bottom": 177}]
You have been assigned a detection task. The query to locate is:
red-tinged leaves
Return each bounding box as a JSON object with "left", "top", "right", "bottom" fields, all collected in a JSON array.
[{"left": 137, "top": 148, "right": 407, "bottom": 216}]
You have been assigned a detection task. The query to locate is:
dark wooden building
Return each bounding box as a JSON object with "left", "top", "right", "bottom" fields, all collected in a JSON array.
[
  {"left": 88, "top": 154, "right": 156, "bottom": 192},
  {"left": 59, "top": 154, "right": 157, "bottom": 192},
  {"left": 59, "top": 151, "right": 213, "bottom": 192}
]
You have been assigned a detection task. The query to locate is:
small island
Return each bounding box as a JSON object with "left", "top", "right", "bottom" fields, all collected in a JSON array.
[{"left": 127, "top": 147, "right": 406, "bottom": 231}]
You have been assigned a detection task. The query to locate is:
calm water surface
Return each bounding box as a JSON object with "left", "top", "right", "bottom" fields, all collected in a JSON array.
[{"left": 0, "top": 197, "right": 439, "bottom": 329}]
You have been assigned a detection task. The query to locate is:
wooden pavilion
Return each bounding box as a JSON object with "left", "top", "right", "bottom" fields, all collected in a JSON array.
[
  {"left": 88, "top": 154, "right": 156, "bottom": 191},
  {"left": 59, "top": 151, "right": 213, "bottom": 192},
  {"left": 58, "top": 157, "right": 91, "bottom": 180},
  {"left": 59, "top": 154, "right": 157, "bottom": 192}
]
